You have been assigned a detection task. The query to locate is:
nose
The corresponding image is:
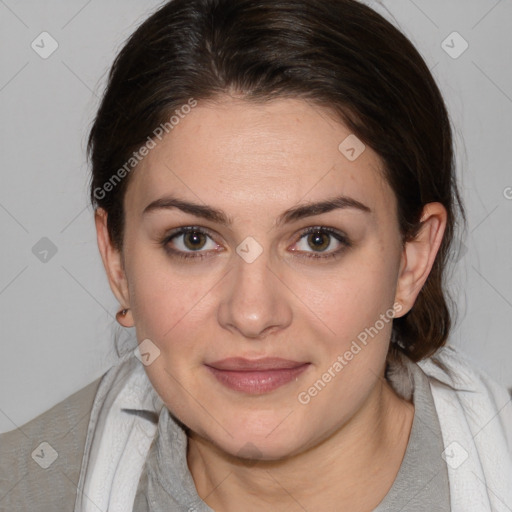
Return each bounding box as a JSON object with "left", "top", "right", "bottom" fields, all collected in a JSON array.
[{"left": 217, "top": 246, "right": 293, "bottom": 340}]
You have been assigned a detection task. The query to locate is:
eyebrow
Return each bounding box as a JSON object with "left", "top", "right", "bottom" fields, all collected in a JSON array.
[{"left": 142, "top": 194, "right": 372, "bottom": 226}]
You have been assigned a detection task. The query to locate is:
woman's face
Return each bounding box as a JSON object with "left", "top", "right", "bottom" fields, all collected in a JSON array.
[{"left": 109, "top": 97, "right": 410, "bottom": 459}]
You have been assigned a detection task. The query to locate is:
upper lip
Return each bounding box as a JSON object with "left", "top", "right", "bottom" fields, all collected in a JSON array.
[{"left": 206, "top": 357, "right": 309, "bottom": 371}]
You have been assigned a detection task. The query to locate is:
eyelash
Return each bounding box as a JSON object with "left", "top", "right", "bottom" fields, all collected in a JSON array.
[{"left": 160, "top": 226, "right": 351, "bottom": 261}]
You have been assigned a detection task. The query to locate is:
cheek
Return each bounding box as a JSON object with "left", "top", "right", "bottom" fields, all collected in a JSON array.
[
  {"left": 296, "top": 250, "right": 399, "bottom": 399},
  {"left": 125, "top": 243, "right": 213, "bottom": 339},
  {"left": 295, "top": 254, "right": 398, "bottom": 340}
]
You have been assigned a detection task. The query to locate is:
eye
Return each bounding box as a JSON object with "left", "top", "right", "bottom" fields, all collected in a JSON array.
[
  {"left": 161, "top": 227, "right": 221, "bottom": 260},
  {"left": 290, "top": 226, "right": 351, "bottom": 260},
  {"left": 160, "top": 225, "right": 350, "bottom": 262}
]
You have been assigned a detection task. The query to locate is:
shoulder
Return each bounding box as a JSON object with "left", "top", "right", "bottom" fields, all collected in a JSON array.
[
  {"left": 0, "top": 375, "right": 104, "bottom": 512},
  {"left": 417, "top": 346, "right": 512, "bottom": 510},
  {"left": 419, "top": 344, "right": 512, "bottom": 399},
  {"left": 418, "top": 344, "right": 512, "bottom": 447}
]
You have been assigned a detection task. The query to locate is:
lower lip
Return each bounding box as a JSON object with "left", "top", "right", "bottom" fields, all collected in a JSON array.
[{"left": 205, "top": 364, "right": 310, "bottom": 394}]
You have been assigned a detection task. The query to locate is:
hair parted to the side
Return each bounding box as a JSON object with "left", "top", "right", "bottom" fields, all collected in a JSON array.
[{"left": 88, "top": 0, "right": 467, "bottom": 362}]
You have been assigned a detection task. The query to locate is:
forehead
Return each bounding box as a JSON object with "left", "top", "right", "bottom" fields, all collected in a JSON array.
[{"left": 125, "top": 97, "right": 394, "bottom": 220}]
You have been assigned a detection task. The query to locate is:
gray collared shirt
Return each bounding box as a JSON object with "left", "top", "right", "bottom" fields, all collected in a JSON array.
[{"left": 132, "top": 352, "right": 450, "bottom": 511}]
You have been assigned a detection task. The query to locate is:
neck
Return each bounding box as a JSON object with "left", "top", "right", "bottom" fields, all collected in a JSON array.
[{"left": 187, "top": 375, "right": 414, "bottom": 512}]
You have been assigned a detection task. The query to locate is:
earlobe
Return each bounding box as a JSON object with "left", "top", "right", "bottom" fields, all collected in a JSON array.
[
  {"left": 394, "top": 202, "right": 447, "bottom": 318},
  {"left": 95, "top": 208, "right": 134, "bottom": 327}
]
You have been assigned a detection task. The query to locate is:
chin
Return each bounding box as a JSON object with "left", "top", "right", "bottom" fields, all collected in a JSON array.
[
  {"left": 229, "top": 438, "right": 303, "bottom": 463},
  {"left": 199, "top": 423, "right": 310, "bottom": 463}
]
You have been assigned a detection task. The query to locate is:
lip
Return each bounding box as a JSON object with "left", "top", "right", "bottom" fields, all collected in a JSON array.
[{"left": 205, "top": 357, "right": 311, "bottom": 394}]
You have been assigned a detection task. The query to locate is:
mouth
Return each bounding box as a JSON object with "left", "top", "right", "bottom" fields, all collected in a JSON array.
[{"left": 205, "top": 357, "right": 311, "bottom": 394}]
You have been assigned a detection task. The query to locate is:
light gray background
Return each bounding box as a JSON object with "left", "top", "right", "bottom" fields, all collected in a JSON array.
[{"left": 0, "top": 0, "right": 511, "bottom": 434}]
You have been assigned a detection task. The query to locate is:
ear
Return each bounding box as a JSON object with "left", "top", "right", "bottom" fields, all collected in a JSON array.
[
  {"left": 95, "top": 208, "right": 134, "bottom": 327},
  {"left": 394, "top": 202, "right": 447, "bottom": 318}
]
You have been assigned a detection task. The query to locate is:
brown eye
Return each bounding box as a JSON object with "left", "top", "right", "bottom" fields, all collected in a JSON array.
[
  {"left": 161, "top": 226, "right": 220, "bottom": 260},
  {"left": 291, "top": 226, "right": 351, "bottom": 260},
  {"left": 306, "top": 232, "right": 330, "bottom": 252},
  {"left": 183, "top": 231, "right": 208, "bottom": 251}
]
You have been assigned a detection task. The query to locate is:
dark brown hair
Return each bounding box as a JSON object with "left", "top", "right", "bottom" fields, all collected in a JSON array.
[{"left": 88, "top": 0, "right": 467, "bottom": 362}]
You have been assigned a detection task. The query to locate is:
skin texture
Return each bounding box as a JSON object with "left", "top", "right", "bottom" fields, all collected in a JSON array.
[{"left": 96, "top": 96, "right": 447, "bottom": 511}]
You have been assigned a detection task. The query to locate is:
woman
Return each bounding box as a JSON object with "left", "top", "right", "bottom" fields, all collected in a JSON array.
[{"left": 1, "top": 0, "right": 511, "bottom": 510}]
